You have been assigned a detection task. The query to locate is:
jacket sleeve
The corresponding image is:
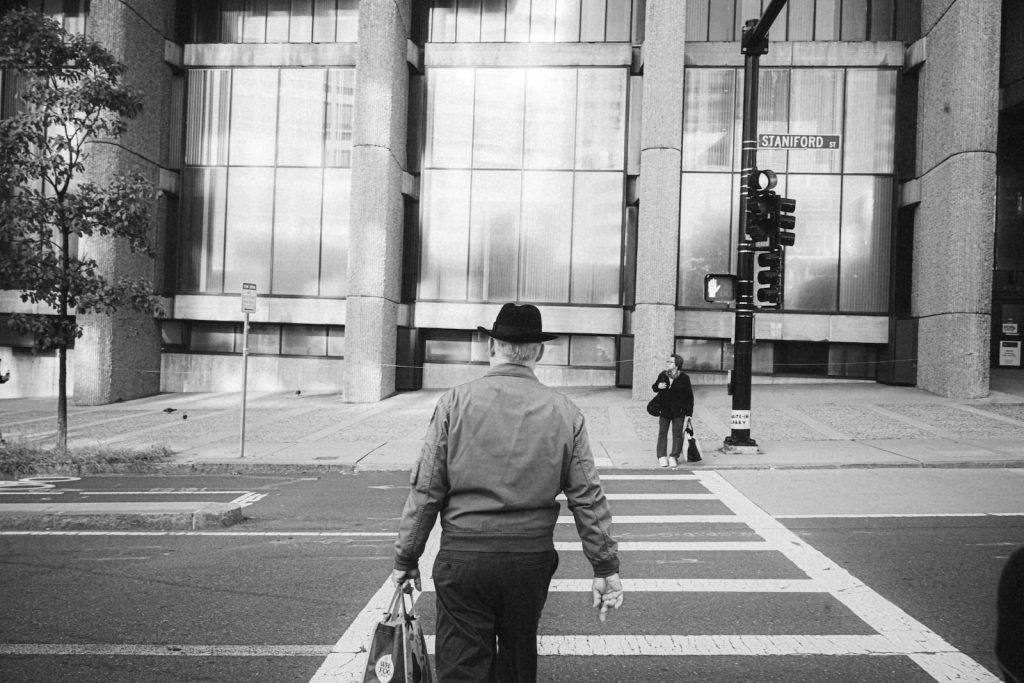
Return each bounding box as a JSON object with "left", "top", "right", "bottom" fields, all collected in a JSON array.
[
  {"left": 562, "top": 411, "right": 620, "bottom": 577},
  {"left": 651, "top": 371, "right": 665, "bottom": 393},
  {"left": 682, "top": 373, "right": 694, "bottom": 417},
  {"left": 394, "top": 395, "right": 451, "bottom": 572}
]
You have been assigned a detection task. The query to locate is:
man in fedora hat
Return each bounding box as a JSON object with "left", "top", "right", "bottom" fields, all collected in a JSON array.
[{"left": 392, "top": 302, "right": 623, "bottom": 682}]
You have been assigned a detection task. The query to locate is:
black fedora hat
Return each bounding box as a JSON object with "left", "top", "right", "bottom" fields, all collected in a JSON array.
[{"left": 478, "top": 303, "right": 558, "bottom": 343}]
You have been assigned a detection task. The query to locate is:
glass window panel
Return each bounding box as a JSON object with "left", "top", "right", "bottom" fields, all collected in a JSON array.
[
  {"left": 787, "top": 0, "right": 814, "bottom": 40},
  {"left": 605, "top": 0, "right": 631, "bottom": 41},
  {"left": 313, "top": 0, "right": 336, "bottom": 42},
  {"left": 840, "top": 176, "right": 891, "bottom": 312},
  {"left": 266, "top": 0, "right": 291, "bottom": 41},
  {"left": 708, "top": 0, "right": 735, "bottom": 41},
  {"left": 337, "top": 0, "right": 359, "bottom": 41},
  {"left": 755, "top": 68, "right": 789, "bottom": 173},
  {"left": 282, "top": 325, "right": 327, "bottom": 355},
  {"left": 520, "top": 171, "right": 573, "bottom": 301},
  {"left": 531, "top": 0, "right": 556, "bottom": 41},
  {"left": 828, "top": 344, "right": 878, "bottom": 379},
  {"left": 536, "top": 335, "right": 569, "bottom": 365},
  {"left": 580, "top": 0, "right": 605, "bottom": 41},
  {"left": 457, "top": 0, "right": 482, "bottom": 42},
  {"left": 248, "top": 324, "right": 281, "bottom": 354},
  {"left": 524, "top": 68, "right": 576, "bottom": 169},
  {"left": 554, "top": 0, "right": 581, "bottom": 42},
  {"left": 243, "top": 0, "right": 267, "bottom": 42},
  {"left": 193, "top": 2, "right": 221, "bottom": 42},
  {"left": 468, "top": 171, "right": 521, "bottom": 301},
  {"left": 191, "top": 323, "right": 237, "bottom": 353},
  {"left": 320, "top": 168, "right": 351, "bottom": 296},
  {"left": 229, "top": 69, "right": 279, "bottom": 165},
  {"left": 470, "top": 331, "right": 490, "bottom": 361},
  {"left": 506, "top": 0, "right": 530, "bottom": 41},
  {"left": 575, "top": 69, "right": 627, "bottom": 170},
  {"left": 683, "top": 68, "right": 735, "bottom": 172},
  {"left": 571, "top": 335, "right": 616, "bottom": 366},
  {"left": 327, "top": 327, "right": 345, "bottom": 356},
  {"left": 843, "top": 69, "right": 895, "bottom": 173},
  {"left": 871, "top": 0, "right": 894, "bottom": 40},
  {"left": 290, "top": 0, "right": 313, "bottom": 41},
  {"left": 180, "top": 168, "right": 228, "bottom": 293},
  {"left": 161, "top": 321, "right": 185, "bottom": 347},
  {"left": 685, "top": 0, "right": 709, "bottom": 41},
  {"left": 186, "top": 69, "right": 231, "bottom": 166},
  {"left": 432, "top": 0, "right": 456, "bottom": 41},
  {"left": 62, "top": 0, "right": 86, "bottom": 35},
  {"left": 784, "top": 174, "right": 840, "bottom": 310},
  {"left": 675, "top": 339, "right": 723, "bottom": 371},
  {"left": 325, "top": 68, "right": 356, "bottom": 167},
  {"left": 815, "top": 0, "right": 840, "bottom": 40},
  {"left": 224, "top": 167, "right": 275, "bottom": 293},
  {"left": 277, "top": 69, "right": 325, "bottom": 166},
  {"left": 571, "top": 172, "right": 623, "bottom": 304},
  {"left": 678, "top": 173, "right": 734, "bottom": 307},
  {"left": 473, "top": 69, "right": 525, "bottom": 168},
  {"left": 420, "top": 170, "right": 471, "bottom": 299},
  {"left": 481, "top": 0, "right": 506, "bottom": 41},
  {"left": 840, "top": 0, "right": 867, "bottom": 40},
  {"left": 424, "top": 330, "right": 472, "bottom": 361},
  {"left": 272, "top": 168, "right": 323, "bottom": 295},
  {"left": 221, "top": 0, "right": 244, "bottom": 42},
  {"left": 788, "top": 69, "right": 843, "bottom": 173},
  {"left": 427, "top": 69, "right": 475, "bottom": 168}
]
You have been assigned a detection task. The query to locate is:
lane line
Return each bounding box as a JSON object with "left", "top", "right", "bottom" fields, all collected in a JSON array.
[
  {"left": 695, "top": 471, "right": 1000, "bottom": 683},
  {"left": 0, "top": 531, "right": 396, "bottom": 537},
  {"left": 600, "top": 474, "right": 699, "bottom": 480},
  {"left": 554, "top": 541, "right": 772, "bottom": 552},
  {"left": 776, "top": 512, "right": 1024, "bottom": 519},
  {"left": 558, "top": 515, "right": 743, "bottom": 524},
  {"left": 412, "top": 578, "right": 824, "bottom": 593},
  {"left": 0, "top": 644, "right": 332, "bottom": 657},
  {"left": 558, "top": 493, "right": 718, "bottom": 501}
]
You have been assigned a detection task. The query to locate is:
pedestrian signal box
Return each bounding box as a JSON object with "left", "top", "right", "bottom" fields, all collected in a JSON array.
[{"left": 704, "top": 273, "right": 737, "bottom": 304}]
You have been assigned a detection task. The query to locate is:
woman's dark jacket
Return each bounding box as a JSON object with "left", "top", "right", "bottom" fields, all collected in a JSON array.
[{"left": 651, "top": 371, "right": 694, "bottom": 419}]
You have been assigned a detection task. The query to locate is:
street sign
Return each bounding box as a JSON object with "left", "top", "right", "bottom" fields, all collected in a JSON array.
[
  {"left": 758, "top": 133, "right": 841, "bottom": 150},
  {"left": 241, "top": 282, "right": 257, "bottom": 313}
]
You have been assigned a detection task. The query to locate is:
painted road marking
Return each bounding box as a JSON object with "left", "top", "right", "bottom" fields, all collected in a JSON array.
[
  {"left": 0, "top": 531, "right": 397, "bottom": 537},
  {"left": 558, "top": 493, "right": 718, "bottom": 501},
  {"left": 411, "top": 578, "right": 824, "bottom": 593},
  {"left": 0, "top": 644, "right": 333, "bottom": 657}
]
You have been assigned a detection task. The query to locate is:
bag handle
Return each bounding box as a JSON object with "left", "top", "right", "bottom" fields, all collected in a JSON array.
[{"left": 386, "top": 585, "right": 417, "bottom": 622}]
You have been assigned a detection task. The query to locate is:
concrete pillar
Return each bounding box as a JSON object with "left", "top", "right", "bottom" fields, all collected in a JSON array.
[
  {"left": 632, "top": 0, "right": 686, "bottom": 399},
  {"left": 73, "top": 0, "right": 169, "bottom": 404},
  {"left": 913, "top": 0, "right": 1000, "bottom": 398},
  {"left": 344, "top": 0, "right": 411, "bottom": 402}
]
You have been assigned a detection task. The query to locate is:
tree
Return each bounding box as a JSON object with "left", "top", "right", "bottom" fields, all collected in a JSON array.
[{"left": 0, "top": 8, "right": 163, "bottom": 451}]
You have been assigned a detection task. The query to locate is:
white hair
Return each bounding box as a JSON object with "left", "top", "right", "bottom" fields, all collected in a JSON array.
[{"left": 492, "top": 339, "right": 543, "bottom": 365}]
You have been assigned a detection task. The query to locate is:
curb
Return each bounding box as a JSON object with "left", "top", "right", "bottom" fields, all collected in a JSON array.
[{"left": 0, "top": 502, "right": 244, "bottom": 531}]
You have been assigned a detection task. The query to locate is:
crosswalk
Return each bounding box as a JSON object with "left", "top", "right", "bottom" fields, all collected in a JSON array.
[{"left": 311, "top": 470, "right": 999, "bottom": 682}]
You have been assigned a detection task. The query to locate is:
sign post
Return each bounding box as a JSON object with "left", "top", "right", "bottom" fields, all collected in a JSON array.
[{"left": 239, "top": 282, "right": 257, "bottom": 458}]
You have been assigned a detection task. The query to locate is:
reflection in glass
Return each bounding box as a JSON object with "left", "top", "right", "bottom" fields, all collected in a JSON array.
[
  {"left": 525, "top": 69, "right": 577, "bottom": 169},
  {"left": 537, "top": 335, "right": 569, "bottom": 365},
  {"left": 248, "top": 324, "right": 281, "bottom": 354},
  {"left": 320, "top": 168, "right": 351, "bottom": 296},
  {"left": 457, "top": 0, "right": 481, "bottom": 42},
  {"left": 325, "top": 69, "right": 356, "bottom": 167},
  {"left": 282, "top": 325, "right": 327, "bottom": 356},
  {"left": 272, "top": 168, "right": 323, "bottom": 295},
  {"left": 191, "top": 323, "right": 237, "bottom": 353},
  {"left": 278, "top": 70, "right": 326, "bottom": 167},
  {"left": 521, "top": 171, "right": 573, "bottom": 302},
  {"left": 474, "top": 69, "right": 525, "bottom": 168},
  {"left": 844, "top": 70, "right": 896, "bottom": 174},
  {"left": 337, "top": 0, "right": 359, "bottom": 40},
  {"left": 186, "top": 70, "right": 230, "bottom": 166},
  {"left": 229, "top": 69, "right": 278, "bottom": 166},
  {"left": 420, "top": 170, "right": 471, "bottom": 299},
  {"left": 789, "top": 69, "right": 843, "bottom": 173},
  {"left": 675, "top": 338, "right": 722, "bottom": 371},
  {"left": 266, "top": 0, "right": 290, "bottom": 41},
  {"left": 572, "top": 172, "right": 623, "bottom": 305},
  {"left": 683, "top": 69, "right": 735, "bottom": 172},
  {"left": 481, "top": 0, "right": 506, "bottom": 40},
  {"left": 571, "top": 335, "right": 617, "bottom": 367},
  {"left": 180, "top": 168, "right": 227, "bottom": 293},
  {"left": 428, "top": 69, "right": 475, "bottom": 168},
  {"left": 754, "top": 69, "right": 789, "bottom": 173},
  {"left": 678, "top": 173, "right": 734, "bottom": 307},
  {"left": 290, "top": 0, "right": 313, "bottom": 41},
  {"left": 224, "top": 168, "right": 274, "bottom": 293},
  {"left": 840, "top": 176, "right": 892, "bottom": 312},
  {"left": 576, "top": 70, "right": 627, "bottom": 170},
  {"left": 784, "top": 174, "right": 840, "bottom": 310},
  {"left": 469, "top": 171, "right": 521, "bottom": 301}
]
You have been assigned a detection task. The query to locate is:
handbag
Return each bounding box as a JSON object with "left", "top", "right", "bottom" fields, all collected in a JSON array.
[
  {"left": 363, "top": 587, "right": 434, "bottom": 683},
  {"left": 685, "top": 417, "right": 702, "bottom": 462},
  {"left": 646, "top": 394, "right": 661, "bottom": 417}
]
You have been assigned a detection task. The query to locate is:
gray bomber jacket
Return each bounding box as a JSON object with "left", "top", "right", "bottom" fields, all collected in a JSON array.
[{"left": 393, "top": 363, "right": 620, "bottom": 578}]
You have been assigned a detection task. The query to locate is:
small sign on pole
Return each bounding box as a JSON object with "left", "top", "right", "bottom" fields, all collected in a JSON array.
[{"left": 239, "top": 282, "right": 257, "bottom": 458}]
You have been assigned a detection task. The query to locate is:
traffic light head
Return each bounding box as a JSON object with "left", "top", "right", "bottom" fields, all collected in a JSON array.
[
  {"left": 754, "top": 248, "right": 784, "bottom": 308},
  {"left": 775, "top": 196, "right": 796, "bottom": 247},
  {"left": 746, "top": 190, "right": 775, "bottom": 241}
]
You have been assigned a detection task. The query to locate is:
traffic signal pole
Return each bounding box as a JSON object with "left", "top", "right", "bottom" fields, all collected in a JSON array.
[{"left": 726, "top": 0, "right": 788, "bottom": 453}]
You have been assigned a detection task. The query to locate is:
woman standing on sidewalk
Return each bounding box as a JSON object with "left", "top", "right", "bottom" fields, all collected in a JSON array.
[{"left": 651, "top": 354, "right": 694, "bottom": 468}]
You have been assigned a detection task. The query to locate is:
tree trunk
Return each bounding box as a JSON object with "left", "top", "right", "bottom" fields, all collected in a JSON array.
[{"left": 57, "top": 344, "right": 67, "bottom": 452}]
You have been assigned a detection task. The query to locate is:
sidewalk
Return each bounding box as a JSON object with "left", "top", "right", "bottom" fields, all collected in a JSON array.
[{"left": 4, "top": 373, "right": 1024, "bottom": 529}]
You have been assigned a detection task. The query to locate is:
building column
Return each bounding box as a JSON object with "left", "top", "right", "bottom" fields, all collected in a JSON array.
[
  {"left": 73, "top": 0, "right": 169, "bottom": 405},
  {"left": 913, "top": 0, "right": 1000, "bottom": 398},
  {"left": 344, "top": 0, "right": 411, "bottom": 402},
  {"left": 632, "top": 0, "right": 686, "bottom": 400}
]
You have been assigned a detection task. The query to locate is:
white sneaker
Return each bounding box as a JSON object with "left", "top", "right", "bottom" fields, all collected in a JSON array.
[
  {"left": 669, "top": 457, "right": 679, "bottom": 469},
  {"left": 658, "top": 456, "right": 668, "bottom": 468}
]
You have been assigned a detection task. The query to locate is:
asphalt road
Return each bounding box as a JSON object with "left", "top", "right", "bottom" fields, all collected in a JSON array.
[{"left": 0, "top": 469, "right": 1021, "bottom": 682}]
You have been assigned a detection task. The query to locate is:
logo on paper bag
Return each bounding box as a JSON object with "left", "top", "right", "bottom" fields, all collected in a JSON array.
[{"left": 374, "top": 654, "right": 394, "bottom": 682}]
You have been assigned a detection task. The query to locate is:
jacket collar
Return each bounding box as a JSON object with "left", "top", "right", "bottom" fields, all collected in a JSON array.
[{"left": 484, "top": 363, "right": 540, "bottom": 381}]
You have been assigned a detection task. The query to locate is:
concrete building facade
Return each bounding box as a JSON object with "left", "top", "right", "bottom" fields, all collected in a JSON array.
[{"left": 0, "top": 0, "right": 1017, "bottom": 403}]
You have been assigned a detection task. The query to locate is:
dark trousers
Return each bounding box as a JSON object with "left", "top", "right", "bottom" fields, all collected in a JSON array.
[
  {"left": 432, "top": 548, "right": 559, "bottom": 683},
  {"left": 657, "top": 416, "right": 685, "bottom": 458}
]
